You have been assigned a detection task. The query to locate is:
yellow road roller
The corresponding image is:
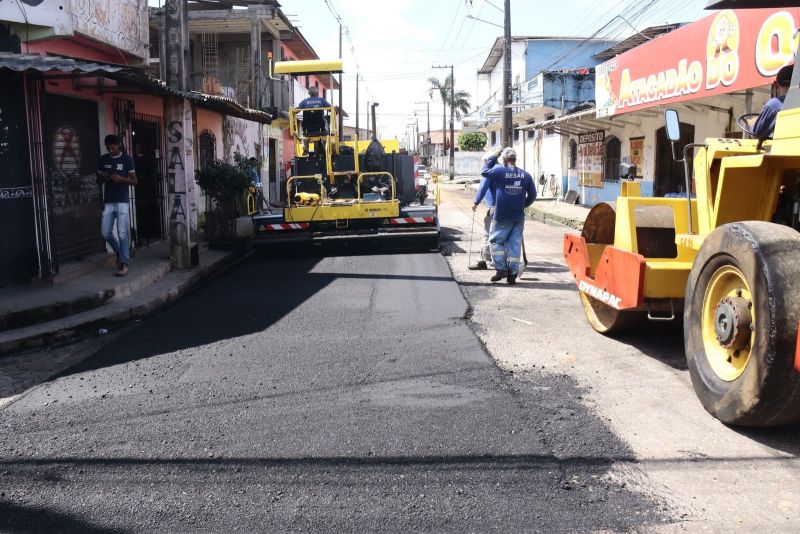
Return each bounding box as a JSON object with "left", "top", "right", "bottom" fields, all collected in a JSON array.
[{"left": 565, "top": 1, "right": 800, "bottom": 426}]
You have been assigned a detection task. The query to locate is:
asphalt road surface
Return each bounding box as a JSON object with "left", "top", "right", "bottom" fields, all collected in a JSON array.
[{"left": 0, "top": 248, "right": 666, "bottom": 532}]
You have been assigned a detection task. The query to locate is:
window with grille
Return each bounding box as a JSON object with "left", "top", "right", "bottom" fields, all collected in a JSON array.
[
  {"left": 569, "top": 139, "right": 578, "bottom": 169},
  {"left": 545, "top": 113, "right": 556, "bottom": 136},
  {"left": 604, "top": 136, "right": 621, "bottom": 181},
  {"left": 198, "top": 130, "right": 216, "bottom": 170}
]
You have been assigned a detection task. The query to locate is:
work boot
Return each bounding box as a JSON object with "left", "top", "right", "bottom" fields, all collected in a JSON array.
[
  {"left": 490, "top": 270, "right": 508, "bottom": 282},
  {"left": 506, "top": 272, "right": 517, "bottom": 285},
  {"left": 116, "top": 264, "right": 129, "bottom": 277},
  {"left": 468, "top": 260, "right": 488, "bottom": 270}
]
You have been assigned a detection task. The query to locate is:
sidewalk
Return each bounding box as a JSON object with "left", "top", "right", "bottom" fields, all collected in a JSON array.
[
  {"left": 462, "top": 182, "right": 590, "bottom": 230},
  {"left": 0, "top": 242, "right": 246, "bottom": 356},
  {"left": 526, "top": 199, "right": 590, "bottom": 231}
]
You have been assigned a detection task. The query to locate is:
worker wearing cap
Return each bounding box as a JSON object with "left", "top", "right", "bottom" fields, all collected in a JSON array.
[
  {"left": 753, "top": 64, "right": 794, "bottom": 139},
  {"left": 469, "top": 149, "right": 500, "bottom": 271},
  {"left": 473, "top": 147, "right": 536, "bottom": 285},
  {"left": 297, "top": 86, "right": 332, "bottom": 152},
  {"left": 297, "top": 85, "right": 331, "bottom": 110}
]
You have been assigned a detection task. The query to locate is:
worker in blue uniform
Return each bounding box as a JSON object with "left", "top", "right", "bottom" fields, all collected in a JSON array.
[
  {"left": 469, "top": 150, "right": 499, "bottom": 271},
  {"left": 473, "top": 147, "right": 536, "bottom": 285},
  {"left": 753, "top": 64, "right": 794, "bottom": 139}
]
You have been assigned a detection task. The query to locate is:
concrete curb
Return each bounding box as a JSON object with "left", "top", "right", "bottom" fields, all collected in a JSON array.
[
  {"left": 0, "top": 249, "right": 251, "bottom": 357},
  {"left": 526, "top": 206, "right": 585, "bottom": 231},
  {"left": 457, "top": 183, "right": 585, "bottom": 231},
  {"left": 0, "top": 260, "right": 172, "bottom": 332}
]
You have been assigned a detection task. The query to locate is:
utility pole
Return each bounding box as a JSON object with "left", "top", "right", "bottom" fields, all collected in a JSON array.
[
  {"left": 415, "top": 100, "right": 430, "bottom": 161},
  {"left": 432, "top": 64, "right": 455, "bottom": 181},
  {"left": 371, "top": 102, "right": 379, "bottom": 139},
  {"left": 164, "top": 0, "right": 198, "bottom": 270},
  {"left": 449, "top": 64, "right": 455, "bottom": 180},
  {"left": 502, "top": 0, "right": 513, "bottom": 147},
  {"left": 415, "top": 114, "right": 420, "bottom": 153},
  {"left": 338, "top": 23, "right": 343, "bottom": 142},
  {"left": 355, "top": 74, "right": 360, "bottom": 141},
  {"left": 366, "top": 100, "right": 370, "bottom": 137}
]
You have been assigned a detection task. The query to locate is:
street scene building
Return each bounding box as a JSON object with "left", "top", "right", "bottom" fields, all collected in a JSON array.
[
  {"left": 0, "top": 0, "right": 338, "bottom": 287},
  {"left": 4, "top": 2, "right": 800, "bottom": 533}
]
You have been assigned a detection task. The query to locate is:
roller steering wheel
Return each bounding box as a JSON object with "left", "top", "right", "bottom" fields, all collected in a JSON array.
[{"left": 737, "top": 113, "right": 761, "bottom": 137}]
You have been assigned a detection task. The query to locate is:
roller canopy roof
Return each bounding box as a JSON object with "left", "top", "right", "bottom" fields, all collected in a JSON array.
[
  {"left": 706, "top": 1, "right": 799, "bottom": 8},
  {"left": 273, "top": 60, "right": 343, "bottom": 76}
]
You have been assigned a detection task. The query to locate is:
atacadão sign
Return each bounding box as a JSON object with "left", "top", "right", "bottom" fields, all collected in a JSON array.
[{"left": 596, "top": 8, "right": 800, "bottom": 118}]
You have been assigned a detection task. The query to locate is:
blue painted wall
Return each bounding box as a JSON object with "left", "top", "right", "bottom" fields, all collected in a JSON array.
[
  {"left": 566, "top": 176, "right": 655, "bottom": 207},
  {"left": 524, "top": 39, "right": 617, "bottom": 80},
  {"left": 542, "top": 73, "right": 595, "bottom": 110}
]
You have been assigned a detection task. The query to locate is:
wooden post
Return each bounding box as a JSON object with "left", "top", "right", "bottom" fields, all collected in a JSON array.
[
  {"left": 164, "top": 0, "right": 198, "bottom": 269},
  {"left": 251, "top": 16, "right": 262, "bottom": 109}
]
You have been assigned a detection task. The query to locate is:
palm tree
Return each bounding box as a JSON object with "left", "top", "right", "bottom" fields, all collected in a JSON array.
[{"left": 428, "top": 74, "right": 471, "bottom": 152}]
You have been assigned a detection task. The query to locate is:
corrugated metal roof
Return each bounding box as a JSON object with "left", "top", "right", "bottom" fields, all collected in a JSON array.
[
  {"left": 593, "top": 24, "right": 682, "bottom": 62},
  {"left": 0, "top": 52, "right": 128, "bottom": 73},
  {"left": 0, "top": 53, "right": 272, "bottom": 123},
  {"left": 478, "top": 36, "right": 538, "bottom": 75},
  {"left": 519, "top": 108, "right": 597, "bottom": 131}
]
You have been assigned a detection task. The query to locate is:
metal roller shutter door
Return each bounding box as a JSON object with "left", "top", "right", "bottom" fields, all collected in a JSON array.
[{"left": 43, "top": 93, "right": 104, "bottom": 265}]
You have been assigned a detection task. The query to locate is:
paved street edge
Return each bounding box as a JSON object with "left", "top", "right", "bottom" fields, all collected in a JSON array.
[{"left": 0, "top": 250, "right": 254, "bottom": 357}]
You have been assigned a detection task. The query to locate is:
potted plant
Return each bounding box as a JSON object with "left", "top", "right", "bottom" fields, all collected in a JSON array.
[{"left": 196, "top": 157, "right": 251, "bottom": 248}]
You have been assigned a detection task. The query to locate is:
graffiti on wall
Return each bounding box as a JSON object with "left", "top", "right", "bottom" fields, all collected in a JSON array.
[
  {"left": 71, "top": 0, "right": 148, "bottom": 59},
  {"left": 166, "top": 98, "right": 197, "bottom": 268},
  {"left": 48, "top": 125, "right": 97, "bottom": 213},
  {"left": 222, "top": 116, "right": 260, "bottom": 163}
]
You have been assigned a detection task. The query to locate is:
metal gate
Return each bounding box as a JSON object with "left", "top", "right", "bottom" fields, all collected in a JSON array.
[
  {"left": 43, "top": 93, "right": 103, "bottom": 264},
  {"left": 132, "top": 113, "right": 166, "bottom": 243}
]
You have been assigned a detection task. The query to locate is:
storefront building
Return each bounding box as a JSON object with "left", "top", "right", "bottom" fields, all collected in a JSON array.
[{"left": 533, "top": 7, "right": 799, "bottom": 207}]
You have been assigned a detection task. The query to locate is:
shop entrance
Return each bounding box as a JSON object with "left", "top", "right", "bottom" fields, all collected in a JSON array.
[
  {"left": 268, "top": 137, "right": 277, "bottom": 202},
  {"left": 656, "top": 123, "right": 695, "bottom": 197},
  {"left": 132, "top": 114, "right": 166, "bottom": 243},
  {"left": 0, "top": 73, "right": 36, "bottom": 286}
]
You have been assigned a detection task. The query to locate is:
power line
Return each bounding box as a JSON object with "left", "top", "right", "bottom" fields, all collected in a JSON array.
[{"left": 434, "top": 0, "right": 465, "bottom": 64}]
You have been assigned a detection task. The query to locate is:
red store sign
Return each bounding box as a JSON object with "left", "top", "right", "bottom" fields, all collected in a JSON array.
[{"left": 596, "top": 8, "right": 800, "bottom": 117}]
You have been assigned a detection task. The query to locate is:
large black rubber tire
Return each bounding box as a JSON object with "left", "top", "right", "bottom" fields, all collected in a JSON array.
[{"left": 685, "top": 222, "right": 800, "bottom": 426}]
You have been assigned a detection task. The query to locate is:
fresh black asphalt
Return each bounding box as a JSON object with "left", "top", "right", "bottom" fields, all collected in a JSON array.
[{"left": 0, "top": 251, "right": 666, "bottom": 532}]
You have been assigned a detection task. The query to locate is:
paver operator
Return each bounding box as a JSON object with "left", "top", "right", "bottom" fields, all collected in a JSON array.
[{"left": 473, "top": 147, "right": 536, "bottom": 285}]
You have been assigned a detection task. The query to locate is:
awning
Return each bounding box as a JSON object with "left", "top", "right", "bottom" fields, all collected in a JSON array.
[
  {"left": 519, "top": 109, "right": 598, "bottom": 133},
  {"left": 0, "top": 53, "right": 273, "bottom": 124},
  {"left": 706, "top": 0, "right": 797, "bottom": 8}
]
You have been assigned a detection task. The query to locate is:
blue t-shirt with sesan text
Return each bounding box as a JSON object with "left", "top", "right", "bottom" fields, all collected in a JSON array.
[
  {"left": 475, "top": 155, "right": 536, "bottom": 221},
  {"left": 98, "top": 153, "right": 135, "bottom": 204}
]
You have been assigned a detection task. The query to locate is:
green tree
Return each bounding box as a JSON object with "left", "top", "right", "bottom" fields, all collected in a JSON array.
[
  {"left": 428, "top": 73, "right": 472, "bottom": 151},
  {"left": 458, "top": 131, "right": 487, "bottom": 152}
]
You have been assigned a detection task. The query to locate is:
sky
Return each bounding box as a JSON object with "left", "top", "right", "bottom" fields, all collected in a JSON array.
[{"left": 278, "top": 0, "right": 709, "bottom": 143}]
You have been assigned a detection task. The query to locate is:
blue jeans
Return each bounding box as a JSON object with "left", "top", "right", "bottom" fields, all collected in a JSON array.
[
  {"left": 489, "top": 218, "right": 524, "bottom": 275},
  {"left": 101, "top": 202, "right": 130, "bottom": 265}
]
